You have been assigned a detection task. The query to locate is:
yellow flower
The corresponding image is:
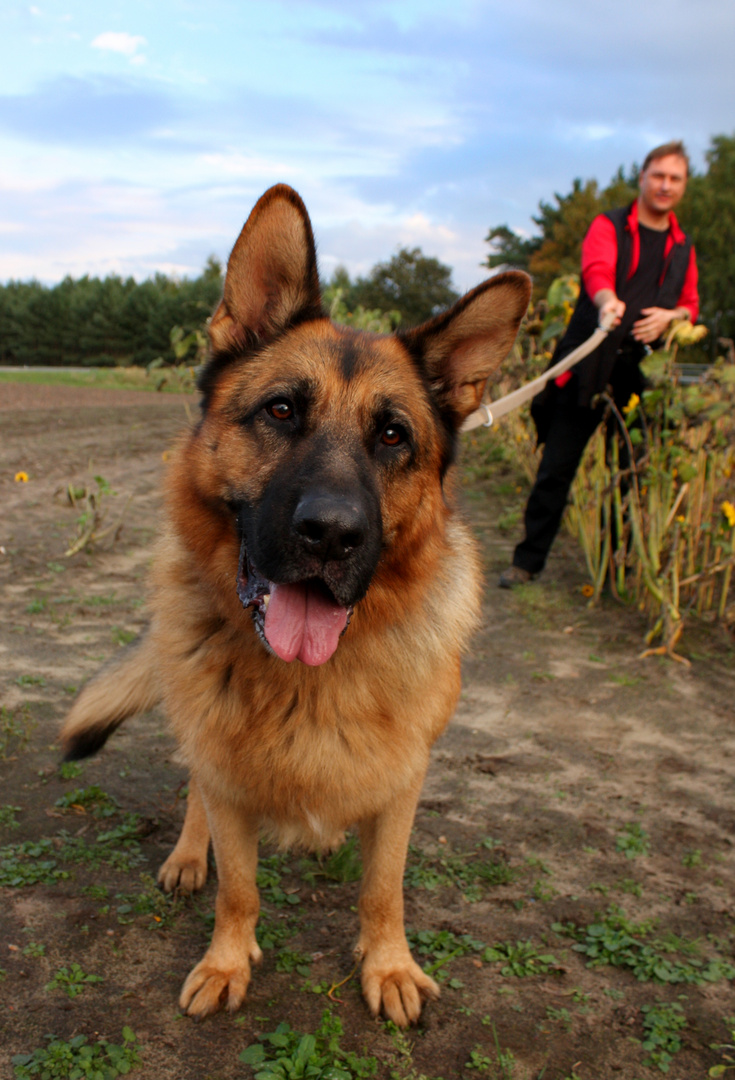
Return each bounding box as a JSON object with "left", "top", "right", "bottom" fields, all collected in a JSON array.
[
  {"left": 581, "top": 583, "right": 595, "bottom": 597},
  {"left": 15, "top": 471, "right": 29, "bottom": 483},
  {"left": 675, "top": 515, "right": 686, "bottom": 523},
  {"left": 722, "top": 501, "right": 735, "bottom": 529},
  {"left": 623, "top": 393, "right": 640, "bottom": 415}
]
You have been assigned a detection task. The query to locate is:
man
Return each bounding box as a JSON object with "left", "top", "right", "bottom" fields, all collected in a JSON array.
[{"left": 499, "top": 140, "right": 699, "bottom": 588}]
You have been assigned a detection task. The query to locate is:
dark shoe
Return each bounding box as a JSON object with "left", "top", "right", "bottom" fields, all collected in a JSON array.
[{"left": 498, "top": 565, "right": 532, "bottom": 589}]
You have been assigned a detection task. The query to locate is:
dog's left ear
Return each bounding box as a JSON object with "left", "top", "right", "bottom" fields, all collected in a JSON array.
[
  {"left": 209, "top": 184, "right": 324, "bottom": 354},
  {"left": 401, "top": 271, "right": 531, "bottom": 429}
]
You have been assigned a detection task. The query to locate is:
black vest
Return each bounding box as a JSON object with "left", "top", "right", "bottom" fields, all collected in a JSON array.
[{"left": 553, "top": 204, "right": 692, "bottom": 407}]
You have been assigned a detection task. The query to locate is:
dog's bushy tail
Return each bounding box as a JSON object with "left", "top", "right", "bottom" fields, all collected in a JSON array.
[{"left": 60, "top": 631, "right": 161, "bottom": 761}]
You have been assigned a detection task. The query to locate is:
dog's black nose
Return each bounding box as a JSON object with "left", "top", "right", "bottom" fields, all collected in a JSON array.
[{"left": 293, "top": 494, "right": 367, "bottom": 562}]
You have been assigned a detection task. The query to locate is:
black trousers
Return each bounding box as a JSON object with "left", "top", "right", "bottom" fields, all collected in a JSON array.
[{"left": 513, "top": 355, "right": 643, "bottom": 576}]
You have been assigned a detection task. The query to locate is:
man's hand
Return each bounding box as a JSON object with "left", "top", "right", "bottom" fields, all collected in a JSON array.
[
  {"left": 593, "top": 290, "right": 626, "bottom": 330},
  {"left": 632, "top": 307, "right": 678, "bottom": 344}
]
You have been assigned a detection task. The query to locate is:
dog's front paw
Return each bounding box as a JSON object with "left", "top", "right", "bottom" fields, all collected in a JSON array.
[
  {"left": 359, "top": 948, "right": 439, "bottom": 1027},
  {"left": 180, "top": 941, "right": 263, "bottom": 1019},
  {"left": 157, "top": 850, "right": 207, "bottom": 893}
]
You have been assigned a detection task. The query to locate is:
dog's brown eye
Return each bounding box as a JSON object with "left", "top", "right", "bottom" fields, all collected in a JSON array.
[
  {"left": 267, "top": 400, "right": 293, "bottom": 421},
  {"left": 381, "top": 424, "right": 405, "bottom": 447}
]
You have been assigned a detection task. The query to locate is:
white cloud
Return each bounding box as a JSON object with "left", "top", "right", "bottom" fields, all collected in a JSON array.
[{"left": 91, "top": 32, "right": 147, "bottom": 58}]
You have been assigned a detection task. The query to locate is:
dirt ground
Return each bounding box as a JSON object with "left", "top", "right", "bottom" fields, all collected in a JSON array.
[{"left": 1, "top": 386, "right": 734, "bottom": 1080}]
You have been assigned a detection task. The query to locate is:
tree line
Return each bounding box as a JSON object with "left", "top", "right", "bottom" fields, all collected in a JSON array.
[{"left": 0, "top": 132, "right": 732, "bottom": 366}]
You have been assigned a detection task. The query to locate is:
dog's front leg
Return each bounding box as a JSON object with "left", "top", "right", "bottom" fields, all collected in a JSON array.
[
  {"left": 158, "top": 774, "right": 211, "bottom": 893},
  {"left": 179, "top": 789, "right": 262, "bottom": 1019},
  {"left": 356, "top": 782, "right": 439, "bottom": 1027}
]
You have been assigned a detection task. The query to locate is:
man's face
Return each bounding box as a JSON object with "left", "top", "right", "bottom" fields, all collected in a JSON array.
[{"left": 638, "top": 154, "right": 688, "bottom": 216}]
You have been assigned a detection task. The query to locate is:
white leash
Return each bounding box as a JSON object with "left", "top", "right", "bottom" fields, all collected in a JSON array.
[{"left": 460, "top": 311, "right": 617, "bottom": 433}]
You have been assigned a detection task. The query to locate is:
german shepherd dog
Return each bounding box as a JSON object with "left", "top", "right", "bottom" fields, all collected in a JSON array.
[{"left": 60, "top": 185, "right": 530, "bottom": 1026}]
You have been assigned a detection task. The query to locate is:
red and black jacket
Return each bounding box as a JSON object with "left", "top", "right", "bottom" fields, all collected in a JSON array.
[{"left": 552, "top": 202, "right": 698, "bottom": 408}]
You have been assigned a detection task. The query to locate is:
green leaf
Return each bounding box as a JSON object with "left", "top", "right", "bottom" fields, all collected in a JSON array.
[{"left": 241, "top": 1045, "right": 267, "bottom": 1064}]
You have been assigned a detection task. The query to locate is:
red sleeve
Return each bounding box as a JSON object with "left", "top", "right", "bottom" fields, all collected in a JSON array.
[
  {"left": 581, "top": 215, "right": 618, "bottom": 299},
  {"left": 677, "top": 246, "right": 699, "bottom": 322}
]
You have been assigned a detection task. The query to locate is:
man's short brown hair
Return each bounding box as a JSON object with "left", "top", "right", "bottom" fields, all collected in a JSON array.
[{"left": 641, "top": 141, "right": 690, "bottom": 176}]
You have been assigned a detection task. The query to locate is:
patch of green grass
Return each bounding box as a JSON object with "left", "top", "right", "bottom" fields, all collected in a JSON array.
[
  {"left": 0, "top": 365, "right": 177, "bottom": 393},
  {"left": 405, "top": 842, "right": 516, "bottom": 900},
  {"left": 46, "top": 963, "right": 104, "bottom": 998},
  {"left": 616, "top": 822, "right": 650, "bottom": 859},
  {"left": 112, "top": 626, "right": 137, "bottom": 647},
  {"left": 240, "top": 1010, "right": 377, "bottom": 1079},
  {"left": 554, "top": 907, "right": 735, "bottom": 985},
  {"left": 12, "top": 1028, "right": 141, "bottom": 1079},
  {"left": 0, "top": 838, "right": 71, "bottom": 886},
  {"left": 641, "top": 1000, "right": 686, "bottom": 1072},
  {"left": 56, "top": 816, "right": 147, "bottom": 872},
  {"left": 25, "top": 599, "right": 46, "bottom": 614},
  {"left": 482, "top": 940, "right": 560, "bottom": 978}
]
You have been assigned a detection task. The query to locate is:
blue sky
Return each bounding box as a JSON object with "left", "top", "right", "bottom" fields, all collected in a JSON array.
[{"left": 1, "top": 0, "right": 733, "bottom": 291}]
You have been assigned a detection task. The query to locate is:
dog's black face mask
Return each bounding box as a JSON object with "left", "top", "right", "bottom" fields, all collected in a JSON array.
[{"left": 235, "top": 442, "right": 383, "bottom": 667}]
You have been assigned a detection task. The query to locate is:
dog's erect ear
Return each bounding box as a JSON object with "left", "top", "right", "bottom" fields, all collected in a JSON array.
[
  {"left": 400, "top": 271, "right": 531, "bottom": 429},
  {"left": 208, "top": 184, "right": 324, "bottom": 354}
]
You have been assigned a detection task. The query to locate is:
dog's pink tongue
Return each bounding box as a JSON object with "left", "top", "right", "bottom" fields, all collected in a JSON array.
[{"left": 264, "top": 583, "right": 348, "bottom": 666}]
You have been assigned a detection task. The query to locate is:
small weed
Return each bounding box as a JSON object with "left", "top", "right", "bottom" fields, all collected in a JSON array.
[
  {"left": 55, "top": 784, "right": 118, "bottom": 817},
  {"left": 300, "top": 835, "right": 362, "bottom": 884},
  {"left": 709, "top": 1017, "right": 735, "bottom": 1077},
  {"left": 112, "top": 626, "right": 137, "bottom": 647},
  {"left": 257, "top": 914, "right": 299, "bottom": 951},
  {"left": 544, "top": 1006, "right": 572, "bottom": 1031},
  {"left": 240, "top": 1010, "right": 377, "bottom": 1078},
  {"left": 616, "top": 822, "right": 650, "bottom": 859},
  {"left": 257, "top": 853, "right": 301, "bottom": 907},
  {"left": 22, "top": 941, "right": 46, "bottom": 958},
  {"left": 58, "top": 760, "right": 84, "bottom": 779},
  {"left": 682, "top": 849, "right": 703, "bottom": 868},
  {"left": 0, "top": 805, "right": 22, "bottom": 829},
  {"left": 610, "top": 672, "right": 641, "bottom": 686},
  {"left": 641, "top": 1000, "right": 686, "bottom": 1072},
  {"left": 46, "top": 962, "right": 104, "bottom": 998},
  {"left": 16, "top": 674, "right": 46, "bottom": 687},
  {"left": 25, "top": 599, "right": 46, "bottom": 614},
  {"left": 483, "top": 940, "right": 560, "bottom": 978},
  {"left": 618, "top": 878, "right": 643, "bottom": 897},
  {"left": 0, "top": 704, "right": 36, "bottom": 758},
  {"left": 115, "top": 873, "right": 183, "bottom": 928},
  {"left": 275, "top": 949, "right": 312, "bottom": 976},
  {"left": 407, "top": 928, "right": 484, "bottom": 981},
  {"left": 12, "top": 1028, "right": 140, "bottom": 1079},
  {"left": 464, "top": 1046, "right": 491, "bottom": 1071}
]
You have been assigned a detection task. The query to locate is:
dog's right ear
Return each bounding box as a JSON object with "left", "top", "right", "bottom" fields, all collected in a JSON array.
[{"left": 208, "top": 185, "right": 324, "bottom": 355}]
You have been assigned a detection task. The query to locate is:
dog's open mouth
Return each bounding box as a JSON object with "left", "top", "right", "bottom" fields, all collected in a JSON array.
[{"left": 236, "top": 541, "right": 351, "bottom": 666}]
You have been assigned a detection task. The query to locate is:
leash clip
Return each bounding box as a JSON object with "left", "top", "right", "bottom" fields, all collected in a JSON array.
[{"left": 479, "top": 404, "right": 494, "bottom": 428}]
